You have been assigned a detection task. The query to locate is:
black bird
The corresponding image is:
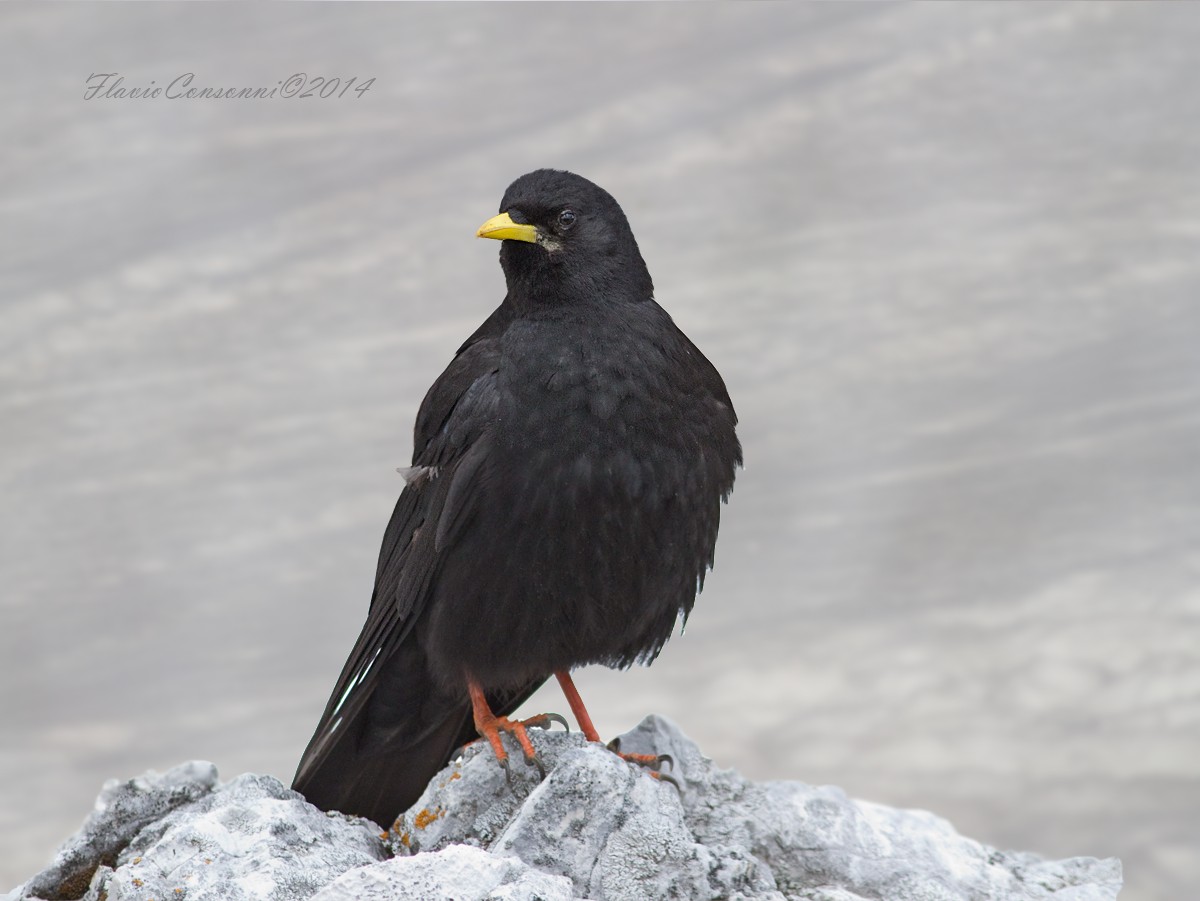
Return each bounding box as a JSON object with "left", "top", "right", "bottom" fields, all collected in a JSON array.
[{"left": 293, "top": 169, "right": 740, "bottom": 825}]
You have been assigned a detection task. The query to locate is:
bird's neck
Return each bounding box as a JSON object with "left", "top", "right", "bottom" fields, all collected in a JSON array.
[{"left": 502, "top": 260, "right": 653, "bottom": 315}]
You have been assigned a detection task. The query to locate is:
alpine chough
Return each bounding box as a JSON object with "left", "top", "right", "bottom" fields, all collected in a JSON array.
[{"left": 293, "top": 169, "right": 740, "bottom": 825}]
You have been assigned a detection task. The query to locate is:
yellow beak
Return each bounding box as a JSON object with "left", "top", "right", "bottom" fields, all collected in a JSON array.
[{"left": 476, "top": 212, "right": 539, "bottom": 243}]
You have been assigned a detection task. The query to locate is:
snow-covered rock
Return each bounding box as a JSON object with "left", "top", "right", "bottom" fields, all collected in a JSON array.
[{"left": 7, "top": 716, "right": 1122, "bottom": 901}]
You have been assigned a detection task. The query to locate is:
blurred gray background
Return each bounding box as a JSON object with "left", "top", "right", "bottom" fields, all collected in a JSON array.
[{"left": 2, "top": 3, "right": 1197, "bottom": 898}]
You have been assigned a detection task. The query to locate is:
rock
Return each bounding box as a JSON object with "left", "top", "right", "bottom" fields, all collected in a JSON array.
[
  {"left": 389, "top": 717, "right": 1120, "bottom": 901},
  {"left": 8, "top": 716, "right": 1122, "bottom": 901},
  {"left": 389, "top": 730, "right": 781, "bottom": 900},
  {"left": 310, "top": 845, "right": 574, "bottom": 901},
  {"left": 16, "top": 761, "right": 220, "bottom": 900},
  {"left": 618, "top": 717, "right": 1124, "bottom": 901},
  {"left": 9, "top": 768, "right": 384, "bottom": 901}
]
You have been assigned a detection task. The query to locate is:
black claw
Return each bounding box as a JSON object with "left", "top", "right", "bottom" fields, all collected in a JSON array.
[
  {"left": 606, "top": 736, "right": 622, "bottom": 753},
  {"left": 635, "top": 754, "right": 672, "bottom": 773},
  {"left": 537, "top": 713, "right": 570, "bottom": 732},
  {"left": 526, "top": 753, "right": 547, "bottom": 780},
  {"left": 499, "top": 755, "right": 515, "bottom": 789},
  {"left": 656, "top": 773, "right": 682, "bottom": 793}
]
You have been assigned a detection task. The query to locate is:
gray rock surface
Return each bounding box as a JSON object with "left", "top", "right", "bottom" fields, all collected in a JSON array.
[
  {"left": 9, "top": 716, "right": 1121, "bottom": 901},
  {"left": 16, "top": 761, "right": 220, "bottom": 900},
  {"left": 10, "top": 767, "right": 384, "bottom": 901},
  {"left": 310, "top": 846, "right": 574, "bottom": 901}
]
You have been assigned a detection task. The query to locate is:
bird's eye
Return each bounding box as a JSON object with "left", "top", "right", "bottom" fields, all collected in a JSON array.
[{"left": 557, "top": 209, "right": 577, "bottom": 231}]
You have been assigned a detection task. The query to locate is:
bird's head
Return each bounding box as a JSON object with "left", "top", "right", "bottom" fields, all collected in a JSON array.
[{"left": 477, "top": 169, "right": 653, "bottom": 308}]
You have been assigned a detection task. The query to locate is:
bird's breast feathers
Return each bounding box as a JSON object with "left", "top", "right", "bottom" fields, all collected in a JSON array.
[{"left": 481, "top": 312, "right": 730, "bottom": 508}]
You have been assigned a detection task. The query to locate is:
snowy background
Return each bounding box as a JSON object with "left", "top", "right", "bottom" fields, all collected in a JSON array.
[{"left": 2, "top": 5, "right": 1198, "bottom": 899}]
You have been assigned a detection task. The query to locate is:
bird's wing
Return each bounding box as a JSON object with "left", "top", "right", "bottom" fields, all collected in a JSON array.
[
  {"left": 292, "top": 304, "right": 520, "bottom": 811},
  {"left": 365, "top": 298, "right": 515, "bottom": 613}
]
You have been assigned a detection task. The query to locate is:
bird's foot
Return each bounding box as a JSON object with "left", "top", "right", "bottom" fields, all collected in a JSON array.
[
  {"left": 467, "top": 677, "right": 568, "bottom": 781},
  {"left": 552, "top": 671, "right": 680, "bottom": 790},
  {"left": 607, "top": 736, "right": 680, "bottom": 790},
  {"left": 475, "top": 711, "right": 568, "bottom": 780}
]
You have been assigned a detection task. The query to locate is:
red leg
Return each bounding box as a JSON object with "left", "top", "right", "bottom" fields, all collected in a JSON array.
[
  {"left": 555, "top": 670, "right": 601, "bottom": 743},
  {"left": 555, "top": 671, "right": 673, "bottom": 777}
]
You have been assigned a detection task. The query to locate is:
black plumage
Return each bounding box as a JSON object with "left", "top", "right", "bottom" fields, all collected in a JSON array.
[{"left": 293, "top": 169, "right": 740, "bottom": 825}]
